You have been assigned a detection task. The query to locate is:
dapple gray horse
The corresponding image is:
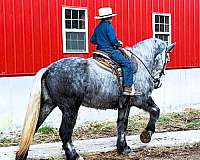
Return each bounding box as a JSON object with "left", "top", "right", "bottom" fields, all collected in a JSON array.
[{"left": 16, "top": 38, "right": 175, "bottom": 160}]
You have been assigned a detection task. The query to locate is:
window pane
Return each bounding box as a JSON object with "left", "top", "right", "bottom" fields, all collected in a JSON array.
[
  {"left": 78, "top": 32, "right": 85, "bottom": 40},
  {"left": 78, "top": 41, "right": 85, "bottom": 50},
  {"left": 78, "top": 33, "right": 86, "bottom": 50},
  {"left": 156, "top": 35, "right": 161, "bottom": 39},
  {"left": 72, "top": 20, "right": 78, "bottom": 29},
  {"left": 160, "top": 16, "right": 164, "bottom": 23},
  {"left": 79, "top": 10, "right": 85, "bottom": 19},
  {"left": 66, "top": 32, "right": 86, "bottom": 52},
  {"left": 66, "top": 32, "right": 72, "bottom": 50},
  {"left": 66, "top": 41, "right": 71, "bottom": 50},
  {"left": 72, "top": 40, "right": 78, "bottom": 50},
  {"left": 164, "top": 35, "right": 169, "bottom": 41},
  {"left": 160, "top": 24, "right": 164, "bottom": 32},
  {"left": 159, "top": 35, "right": 163, "bottom": 40},
  {"left": 155, "top": 24, "right": 159, "bottom": 32},
  {"left": 165, "top": 16, "right": 169, "bottom": 24},
  {"left": 79, "top": 20, "right": 85, "bottom": 29},
  {"left": 70, "top": 32, "right": 77, "bottom": 39},
  {"left": 165, "top": 24, "right": 169, "bottom": 32},
  {"left": 65, "top": 9, "right": 71, "bottom": 19},
  {"left": 65, "top": 20, "right": 71, "bottom": 29},
  {"left": 155, "top": 15, "right": 159, "bottom": 23},
  {"left": 66, "top": 32, "right": 71, "bottom": 40},
  {"left": 155, "top": 34, "right": 169, "bottom": 44},
  {"left": 72, "top": 10, "right": 78, "bottom": 19}
]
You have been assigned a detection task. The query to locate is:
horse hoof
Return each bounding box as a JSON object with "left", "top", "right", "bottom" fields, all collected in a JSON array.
[
  {"left": 122, "top": 146, "right": 131, "bottom": 155},
  {"left": 118, "top": 145, "right": 131, "bottom": 155},
  {"left": 140, "top": 130, "right": 152, "bottom": 143}
]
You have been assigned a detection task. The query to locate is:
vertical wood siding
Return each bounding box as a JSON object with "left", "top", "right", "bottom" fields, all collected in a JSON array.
[{"left": 0, "top": 0, "right": 199, "bottom": 76}]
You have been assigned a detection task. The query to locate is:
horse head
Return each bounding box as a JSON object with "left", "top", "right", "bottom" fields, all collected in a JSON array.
[{"left": 151, "top": 38, "right": 176, "bottom": 88}]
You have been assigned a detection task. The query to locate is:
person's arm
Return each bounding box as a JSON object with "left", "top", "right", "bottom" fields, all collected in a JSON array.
[
  {"left": 107, "top": 23, "right": 121, "bottom": 48},
  {"left": 90, "top": 31, "right": 97, "bottom": 44}
]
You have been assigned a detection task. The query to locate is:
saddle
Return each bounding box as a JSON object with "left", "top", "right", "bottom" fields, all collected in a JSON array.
[
  {"left": 92, "top": 48, "right": 133, "bottom": 77},
  {"left": 92, "top": 51, "right": 121, "bottom": 77}
]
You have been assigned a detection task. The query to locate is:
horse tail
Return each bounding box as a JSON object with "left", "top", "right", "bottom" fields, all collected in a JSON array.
[{"left": 16, "top": 68, "right": 47, "bottom": 159}]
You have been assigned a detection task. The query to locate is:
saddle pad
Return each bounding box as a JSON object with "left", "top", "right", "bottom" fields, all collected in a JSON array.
[{"left": 92, "top": 51, "right": 122, "bottom": 76}]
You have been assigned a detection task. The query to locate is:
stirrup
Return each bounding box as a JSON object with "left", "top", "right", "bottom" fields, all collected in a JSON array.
[
  {"left": 122, "top": 86, "right": 142, "bottom": 96},
  {"left": 122, "top": 91, "right": 142, "bottom": 96}
]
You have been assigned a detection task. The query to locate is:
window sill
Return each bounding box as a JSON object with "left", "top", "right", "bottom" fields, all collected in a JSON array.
[{"left": 63, "top": 51, "right": 89, "bottom": 54}]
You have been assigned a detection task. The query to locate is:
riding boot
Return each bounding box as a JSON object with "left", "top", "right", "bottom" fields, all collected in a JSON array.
[{"left": 123, "top": 85, "right": 142, "bottom": 96}]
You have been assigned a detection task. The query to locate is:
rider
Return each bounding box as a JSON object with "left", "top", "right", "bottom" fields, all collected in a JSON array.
[{"left": 90, "top": 7, "right": 141, "bottom": 96}]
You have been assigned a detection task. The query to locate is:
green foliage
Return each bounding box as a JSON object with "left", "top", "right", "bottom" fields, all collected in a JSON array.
[
  {"left": 38, "top": 126, "right": 57, "bottom": 135},
  {"left": 85, "top": 121, "right": 116, "bottom": 134},
  {"left": 0, "top": 137, "right": 19, "bottom": 147},
  {"left": 158, "top": 109, "right": 200, "bottom": 125},
  {"left": 158, "top": 114, "right": 173, "bottom": 124},
  {"left": 0, "top": 137, "right": 12, "bottom": 143},
  {"left": 186, "top": 120, "right": 200, "bottom": 129},
  {"left": 127, "top": 116, "right": 146, "bottom": 132}
]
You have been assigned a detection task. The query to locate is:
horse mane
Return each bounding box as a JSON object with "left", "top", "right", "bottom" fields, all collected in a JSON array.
[{"left": 129, "top": 38, "right": 166, "bottom": 60}]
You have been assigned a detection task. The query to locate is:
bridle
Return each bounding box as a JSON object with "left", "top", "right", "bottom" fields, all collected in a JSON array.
[
  {"left": 153, "top": 51, "right": 168, "bottom": 89},
  {"left": 125, "top": 48, "right": 169, "bottom": 89}
]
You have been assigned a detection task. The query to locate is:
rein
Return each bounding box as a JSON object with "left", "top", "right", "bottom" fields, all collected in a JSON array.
[{"left": 125, "top": 48, "right": 167, "bottom": 89}]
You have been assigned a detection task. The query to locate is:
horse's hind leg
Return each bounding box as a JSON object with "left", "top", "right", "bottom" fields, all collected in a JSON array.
[
  {"left": 35, "top": 78, "right": 57, "bottom": 131},
  {"left": 117, "top": 105, "right": 131, "bottom": 155},
  {"left": 140, "top": 96, "right": 160, "bottom": 143},
  {"left": 58, "top": 98, "right": 82, "bottom": 160},
  {"left": 35, "top": 100, "right": 56, "bottom": 131}
]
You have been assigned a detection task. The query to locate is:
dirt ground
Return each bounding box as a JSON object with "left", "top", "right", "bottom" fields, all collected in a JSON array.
[
  {"left": 81, "top": 143, "right": 200, "bottom": 160},
  {"left": 49, "top": 143, "right": 200, "bottom": 160}
]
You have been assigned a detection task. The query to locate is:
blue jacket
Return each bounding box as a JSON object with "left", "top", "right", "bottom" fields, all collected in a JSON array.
[{"left": 90, "top": 20, "right": 121, "bottom": 50}]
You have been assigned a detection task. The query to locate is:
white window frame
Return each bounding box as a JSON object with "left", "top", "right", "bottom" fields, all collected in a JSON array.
[
  {"left": 152, "top": 13, "right": 171, "bottom": 45},
  {"left": 62, "top": 7, "right": 88, "bottom": 53}
]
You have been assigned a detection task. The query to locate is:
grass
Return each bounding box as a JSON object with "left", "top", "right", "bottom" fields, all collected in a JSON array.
[
  {"left": 0, "top": 137, "right": 18, "bottom": 147},
  {"left": 157, "top": 109, "right": 200, "bottom": 130},
  {"left": 0, "top": 137, "right": 12, "bottom": 143},
  {"left": 127, "top": 115, "right": 147, "bottom": 133},
  {"left": 37, "top": 126, "right": 57, "bottom": 135},
  {"left": 186, "top": 119, "right": 200, "bottom": 129}
]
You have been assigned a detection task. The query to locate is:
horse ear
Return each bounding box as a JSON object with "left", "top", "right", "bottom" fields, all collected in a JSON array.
[{"left": 166, "top": 42, "right": 176, "bottom": 53}]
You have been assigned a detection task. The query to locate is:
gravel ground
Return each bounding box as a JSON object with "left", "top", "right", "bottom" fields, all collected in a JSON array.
[
  {"left": 47, "top": 143, "right": 200, "bottom": 160},
  {"left": 82, "top": 144, "right": 200, "bottom": 160}
]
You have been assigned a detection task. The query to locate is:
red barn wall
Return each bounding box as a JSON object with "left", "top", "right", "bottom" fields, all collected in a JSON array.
[{"left": 0, "top": 0, "right": 199, "bottom": 76}]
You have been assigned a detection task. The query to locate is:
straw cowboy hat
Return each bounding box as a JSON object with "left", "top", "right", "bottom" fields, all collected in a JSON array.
[{"left": 94, "top": 7, "right": 117, "bottom": 19}]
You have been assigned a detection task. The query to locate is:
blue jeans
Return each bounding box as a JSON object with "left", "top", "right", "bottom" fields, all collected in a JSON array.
[{"left": 100, "top": 48, "right": 133, "bottom": 87}]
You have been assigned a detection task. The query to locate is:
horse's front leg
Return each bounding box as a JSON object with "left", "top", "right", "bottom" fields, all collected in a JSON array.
[
  {"left": 117, "top": 105, "right": 131, "bottom": 155},
  {"left": 140, "top": 96, "right": 160, "bottom": 143}
]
